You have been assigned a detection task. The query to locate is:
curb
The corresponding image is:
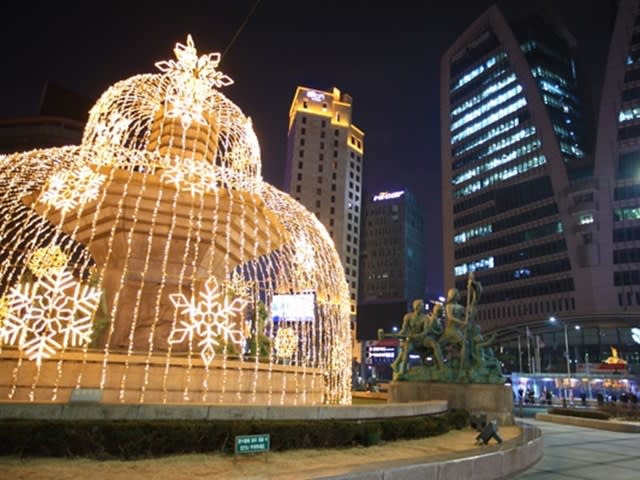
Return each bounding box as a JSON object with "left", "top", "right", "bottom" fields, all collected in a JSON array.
[
  {"left": 535, "top": 412, "right": 640, "bottom": 433},
  {"left": 316, "top": 421, "right": 543, "bottom": 480},
  {"left": 0, "top": 400, "right": 447, "bottom": 421}
]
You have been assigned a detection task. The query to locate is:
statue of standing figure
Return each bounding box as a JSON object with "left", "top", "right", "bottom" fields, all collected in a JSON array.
[
  {"left": 440, "top": 287, "right": 466, "bottom": 347},
  {"left": 389, "top": 299, "right": 428, "bottom": 379}
]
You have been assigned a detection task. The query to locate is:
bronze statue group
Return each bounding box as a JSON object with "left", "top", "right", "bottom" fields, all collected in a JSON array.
[{"left": 378, "top": 273, "right": 504, "bottom": 384}]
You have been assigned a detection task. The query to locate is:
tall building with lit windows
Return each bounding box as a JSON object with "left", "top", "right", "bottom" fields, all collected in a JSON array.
[
  {"left": 285, "top": 86, "right": 365, "bottom": 319},
  {"left": 593, "top": 0, "right": 640, "bottom": 331},
  {"left": 442, "top": 3, "right": 640, "bottom": 374},
  {"left": 359, "top": 189, "right": 425, "bottom": 304}
]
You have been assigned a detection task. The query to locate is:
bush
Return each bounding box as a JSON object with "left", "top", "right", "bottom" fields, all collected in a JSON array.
[
  {"left": 597, "top": 403, "right": 640, "bottom": 421},
  {"left": 548, "top": 408, "right": 611, "bottom": 420},
  {"left": 446, "top": 409, "right": 470, "bottom": 430},
  {"left": 0, "top": 409, "right": 468, "bottom": 460}
]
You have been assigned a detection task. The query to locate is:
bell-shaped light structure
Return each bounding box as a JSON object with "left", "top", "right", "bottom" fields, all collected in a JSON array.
[{"left": 0, "top": 35, "right": 351, "bottom": 405}]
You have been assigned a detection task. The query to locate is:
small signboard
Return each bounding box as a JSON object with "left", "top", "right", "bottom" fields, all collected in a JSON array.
[
  {"left": 235, "top": 434, "right": 270, "bottom": 461},
  {"left": 69, "top": 388, "right": 103, "bottom": 403}
]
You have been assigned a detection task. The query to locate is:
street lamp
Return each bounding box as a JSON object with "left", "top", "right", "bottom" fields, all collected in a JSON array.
[{"left": 549, "top": 316, "right": 580, "bottom": 406}]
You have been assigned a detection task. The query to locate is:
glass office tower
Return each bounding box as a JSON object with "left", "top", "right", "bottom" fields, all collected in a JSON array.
[{"left": 441, "top": 3, "right": 640, "bottom": 375}]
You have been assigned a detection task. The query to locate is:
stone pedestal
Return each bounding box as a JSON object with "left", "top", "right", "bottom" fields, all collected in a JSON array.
[
  {"left": 388, "top": 381, "right": 514, "bottom": 426},
  {"left": 0, "top": 347, "right": 324, "bottom": 405}
]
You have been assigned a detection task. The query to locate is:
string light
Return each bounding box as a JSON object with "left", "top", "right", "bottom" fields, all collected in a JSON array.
[{"left": 0, "top": 35, "right": 352, "bottom": 405}]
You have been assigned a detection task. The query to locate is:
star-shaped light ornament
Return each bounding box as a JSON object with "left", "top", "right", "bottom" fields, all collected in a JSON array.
[
  {"left": 169, "top": 277, "right": 248, "bottom": 365},
  {"left": 0, "top": 270, "right": 101, "bottom": 366},
  {"left": 155, "top": 34, "right": 233, "bottom": 130}
]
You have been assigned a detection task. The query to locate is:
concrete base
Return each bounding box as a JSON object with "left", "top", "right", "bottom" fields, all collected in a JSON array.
[
  {"left": 388, "top": 381, "right": 514, "bottom": 426},
  {"left": 0, "top": 348, "right": 324, "bottom": 405}
]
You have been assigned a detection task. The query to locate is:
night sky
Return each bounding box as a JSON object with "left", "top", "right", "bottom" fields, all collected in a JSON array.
[{"left": 1, "top": 1, "right": 614, "bottom": 297}]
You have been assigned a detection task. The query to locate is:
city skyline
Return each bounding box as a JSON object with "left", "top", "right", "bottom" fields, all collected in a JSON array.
[{"left": 1, "top": 1, "right": 613, "bottom": 297}]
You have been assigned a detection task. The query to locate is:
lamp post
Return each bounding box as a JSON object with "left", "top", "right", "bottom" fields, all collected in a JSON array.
[{"left": 549, "top": 316, "right": 580, "bottom": 407}]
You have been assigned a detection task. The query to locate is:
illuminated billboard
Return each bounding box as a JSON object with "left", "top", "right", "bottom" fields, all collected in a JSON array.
[
  {"left": 270, "top": 292, "right": 315, "bottom": 322},
  {"left": 372, "top": 190, "right": 404, "bottom": 202}
]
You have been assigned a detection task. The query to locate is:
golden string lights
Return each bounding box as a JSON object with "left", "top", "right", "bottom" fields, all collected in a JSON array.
[{"left": 0, "top": 35, "right": 352, "bottom": 405}]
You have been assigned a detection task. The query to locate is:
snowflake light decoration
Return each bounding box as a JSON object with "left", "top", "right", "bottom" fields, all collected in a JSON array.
[
  {"left": 155, "top": 34, "right": 233, "bottom": 129},
  {"left": 38, "top": 165, "right": 106, "bottom": 214},
  {"left": 274, "top": 327, "right": 298, "bottom": 359},
  {"left": 0, "top": 270, "right": 101, "bottom": 366},
  {"left": 169, "top": 277, "right": 248, "bottom": 365},
  {"left": 27, "top": 245, "right": 68, "bottom": 277},
  {"left": 161, "top": 157, "right": 217, "bottom": 196},
  {"left": 223, "top": 270, "right": 255, "bottom": 298}
]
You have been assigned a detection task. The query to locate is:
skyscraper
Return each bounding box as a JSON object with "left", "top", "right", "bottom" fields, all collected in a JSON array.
[
  {"left": 285, "top": 86, "right": 364, "bottom": 317},
  {"left": 594, "top": 0, "right": 640, "bottom": 317},
  {"left": 441, "top": 4, "right": 639, "bottom": 368},
  {"left": 359, "top": 189, "right": 425, "bottom": 304}
]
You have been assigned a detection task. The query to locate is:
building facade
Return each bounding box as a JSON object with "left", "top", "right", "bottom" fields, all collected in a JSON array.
[
  {"left": 359, "top": 189, "right": 425, "bottom": 304},
  {"left": 285, "top": 86, "right": 364, "bottom": 317},
  {"left": 356, "top": 189, "right": 426, "bottom": 381},
  {"left": 0, "top": 116, "right": 83, "bottom": 154},
  {"left": 0, "top": 81, "right": 90, "bottom": 154},
  {"left": 441, "top": 3, "right": 640, "bottom": 375}
]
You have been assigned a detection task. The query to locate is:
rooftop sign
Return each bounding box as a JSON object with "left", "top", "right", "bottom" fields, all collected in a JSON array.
[
  {"left": 306, "top": 90, "right": 325, "bottom": 102},
  {"left": 372, "top": 191, "right": 405, "bottom": 202}
]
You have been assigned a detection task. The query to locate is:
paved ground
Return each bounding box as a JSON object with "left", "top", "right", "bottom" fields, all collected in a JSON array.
[{"left": 518, "top": 418, "right": 640, "bottom": 479}]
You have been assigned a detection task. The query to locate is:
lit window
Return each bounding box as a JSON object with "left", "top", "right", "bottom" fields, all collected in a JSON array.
[
  {"left": 450, "top": 85, "right": 523, "bottom": 131},
  {"left": 578, "top": 213, "right": 594, "bottom": 225},
  {"left": 451, "top": 97, "right": 528, "bottom": 144},
  {"left": 450, "top": 52, "right": 507, "bottom": 92},
  {"left": 454, "top": 155, "right": 547, "bottom": 198}
]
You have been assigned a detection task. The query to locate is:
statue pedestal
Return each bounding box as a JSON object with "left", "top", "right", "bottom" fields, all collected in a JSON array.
[{"left": 388, "top": 381, "right": 514, "bottom": 426}]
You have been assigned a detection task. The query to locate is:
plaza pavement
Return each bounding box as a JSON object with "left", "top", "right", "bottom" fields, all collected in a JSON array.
[{"left": 516, "top": 418, "right": 640, "bottom": 479}]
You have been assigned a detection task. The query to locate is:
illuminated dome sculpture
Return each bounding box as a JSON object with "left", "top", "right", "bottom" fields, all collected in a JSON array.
[{"left": 0, "top": 36, "right": 352, "bottom": 405}]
